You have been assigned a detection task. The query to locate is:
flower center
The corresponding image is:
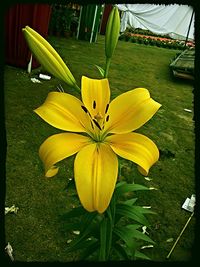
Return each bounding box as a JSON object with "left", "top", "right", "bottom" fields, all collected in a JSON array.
[{"left": 81, "top": 102, "right": 110, "bottom": 142}]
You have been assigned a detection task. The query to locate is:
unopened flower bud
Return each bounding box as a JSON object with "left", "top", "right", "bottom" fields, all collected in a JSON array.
[
  {"left": 105, "top": 6, "right": 120, "bottom": 59},
  {"left": 22, "top": 26, "right": 77, "bottom": 88}
]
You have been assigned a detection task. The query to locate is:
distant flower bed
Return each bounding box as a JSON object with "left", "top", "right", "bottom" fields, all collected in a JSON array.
[{"left": 119, "top": 29, "right": 195, "bottom": 50}]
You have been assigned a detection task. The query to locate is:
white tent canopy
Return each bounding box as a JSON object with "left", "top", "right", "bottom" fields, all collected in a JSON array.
[{"left": 117, "top": 4, "right": 194, "bottom": 40}]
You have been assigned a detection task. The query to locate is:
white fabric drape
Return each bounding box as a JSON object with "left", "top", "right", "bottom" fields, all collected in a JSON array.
[{"left": 117, "top": 4, "right": 194, "bottom": 40}]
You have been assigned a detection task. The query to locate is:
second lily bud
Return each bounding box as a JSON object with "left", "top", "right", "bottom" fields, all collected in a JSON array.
[
  {"left": 105, "top": 6, "right": 120, "bottom": 59},
  {"left": 22, "top": 26, "right": 79, "bottom": 90}
]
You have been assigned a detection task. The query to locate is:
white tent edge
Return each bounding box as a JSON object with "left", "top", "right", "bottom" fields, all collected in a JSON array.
[{"left": 117, "top": 4, "right": 194, "bottom": 41}]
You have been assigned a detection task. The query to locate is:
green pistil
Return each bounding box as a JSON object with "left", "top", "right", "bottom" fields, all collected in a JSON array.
[{"left": 91, "top": 130, "right": 106, "bottom": 143}]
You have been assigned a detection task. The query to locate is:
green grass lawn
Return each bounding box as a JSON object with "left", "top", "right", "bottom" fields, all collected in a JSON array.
[{"left": 5, "top": 35, "right": 195, "bottom": 262}]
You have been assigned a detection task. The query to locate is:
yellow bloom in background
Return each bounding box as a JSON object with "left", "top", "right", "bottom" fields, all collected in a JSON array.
[
  {"left": 35, "top": 76, "right": 161, "bottom": 213},
  {"left": 22, "top": 26, "right": 79, "bottom": 90}
]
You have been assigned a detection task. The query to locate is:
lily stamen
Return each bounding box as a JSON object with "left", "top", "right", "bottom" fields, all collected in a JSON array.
[
  {"left": 93, "top": 119, "right": 102, "bottom": 130},
  {"left": 105, "top": 103, "right": 109, "bottom": 114},
  {"left": 81, "top": 105, "right": 88, "bottom": 114}
]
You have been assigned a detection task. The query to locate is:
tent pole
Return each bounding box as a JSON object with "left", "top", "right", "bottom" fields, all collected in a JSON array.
[
  {"left": 98, "top": 4, "right": 105, "bottom": 35},
  {"left": 76, "top": 6, "right": 82, "bottom": 40},
  {"left": 184, "top": 9, "right": 194, "bottom": 48},
  {"left": 166, "top": 212, "right": 194, "bottom": 259},
  {"left": 90, "top": 5, "right": 98, "bottom": 43}
]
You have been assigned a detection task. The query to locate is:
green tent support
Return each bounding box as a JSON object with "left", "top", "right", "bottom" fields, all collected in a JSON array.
[{"left": 77, "top": 4, "right": 103, "bottom": 43}]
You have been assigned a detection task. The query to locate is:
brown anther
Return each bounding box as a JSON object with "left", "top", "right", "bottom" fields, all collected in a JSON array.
[
  {"left": 93, "top": 119, "right": 101, "bottom": 130},
  {"left": 81, "top": 105, "right": 88, "bottom": 113},
  {"left": 106, "top": 115, "right": 110, "bottom": 122},
  {"left": 105, "top": 104, "right": 109, "bottom": 114}
]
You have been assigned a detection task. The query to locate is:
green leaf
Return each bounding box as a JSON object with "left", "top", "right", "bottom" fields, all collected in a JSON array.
[
  {"left": 99, "top": 218, "right": 107, "bottom": 261},
  {"left": 115, "top": 183, "right": 150, "bottom": 198},
  {"left": 106, "top": 220, "right": 113, "bottom": 259},
  {"left": 66, "top": 228, "right": 90, "bottom": 253},
  {"left": 106, "top": 193, "right": 116, "bottom": 224},
  {"left": 67, "top": 237, "right": 97, "bottom": 251},
  {"left": 114, "top": 226, "right": 136, "bottom": 252},
  {"left": 66, "top": 177, "right": 75, "bottom": 187},
  {"left": 66, "top": 232, "right": 89, "bottom": 253},
  {"left": 63, "top": 206, "right": 87, "bottom": 218},
  {"left": 63, "top": 222, "right": 81, "bottom": 231},
  {"left": 125, "top": 224, "right": 142, "bottom": 231},
  {"left": 126, "top": 227, "right": 155, "bottom": 244},
  {"left": 79, "top": 239, "right": 99, "bottom": 260},
  {"left": 113, "top": 243, "right": 129, "bottom": 260},
  {"left": 115, "top": 181, "right": 126, "bottom": 188},
  {"left": 95, "top": 65, "right": 105, "bottom": 77},
  {"left": 132, "top": 206, "right": 156, "bottom": 215},
  {"left": 66, "top": 212, "right": 98, "bottom": 253},
  {"left": 134, "top": 250, "right": 151, "bottom": 260},
  {"left": 80, "top": 212, "right": 99, "bottom": 232},
  {"left": 124, "top": 198, "right": 138, "bottom": 206},
  {"left": 116, "top": 204, "right": 150, "bottom": 226},
  {"left": 99, "top": 216, "right": 113, "bottom": 261},
  {"left": 114, "top": 225, "right": 154, "bottom": 260}
]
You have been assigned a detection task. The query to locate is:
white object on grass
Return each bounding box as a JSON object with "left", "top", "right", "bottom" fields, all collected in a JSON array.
[
  {"left": 39, "top": 74, "right": 51, "bottom": 80},
  {"left": 73, "top": 230, "right": 80, "bottom": 235},
  {"left": 144, "top": 177, "right": 153, "bottom": 181},
  {"left": 5, "top": 242, "right": 14, "bottom": 261},
  {"left": 142, "top": 226, "right": 149, "bottom": 235},
  {"left": 31, "top": 78, "right": 42, "bottom": 83},
  {"left": 149, "top": 187, "right": 158, "bottom": 190},
  {"left": 27, "top": 54, "right": 32, "bottom": 74},
  {"left": 141, "top": 245, "right": 154, "bottom": 249},
  {"left": 182, "top": 194, "right": 195, "bottom": 212},
  {"left": 184, "top": 108, "right": 192, "bottom": 113},
  {"left": 5, "top": 205, "right": 19, "bottom": 215},
  {"left": 166, "top": 238, "right": 174, "bottom": 243}
]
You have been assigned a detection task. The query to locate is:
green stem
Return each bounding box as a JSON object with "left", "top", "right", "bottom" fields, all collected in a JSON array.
[
  {"left": 73, "top": 83, "right": 81, "bottom": 92},
  {"left": 100, "top": 194, "right": 116, "bottom": 261},
  {"left": 104, "top": 57, "right": 111, "bottom": 78}
]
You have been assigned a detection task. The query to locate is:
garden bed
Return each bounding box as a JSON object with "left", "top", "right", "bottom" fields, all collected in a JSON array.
[{"left": 119, "top": 29, "right": 195, "bottom": 50}]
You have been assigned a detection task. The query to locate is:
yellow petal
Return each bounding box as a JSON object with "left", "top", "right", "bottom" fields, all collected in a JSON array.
[
  {"left": 74, "top": 143, "right": 118, "bottom": 213},
  {"left": 103, "top": 88, "right": 161, "bottom": 134},
  {"left": 34, "top": 92, "right": 92, "bottom": 133},
  {"left": 39, "top": 133, "right": 91, "bottom": 177},
  {"left": 22, "top": 26, "right": 76, "bottom": 87},
  {"left": 106, "top": 133, "right": 159, "bottom": 176},
  {"left": 81, "top": 76, "right": 110, "bottom": 120}
]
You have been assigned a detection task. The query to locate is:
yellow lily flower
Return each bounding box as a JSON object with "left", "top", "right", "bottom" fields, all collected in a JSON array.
[
  {"left": 22, "top": 26, "right": 79, "bottom": 90},
  {"left": 35, "top": 76, "right": 161, "bottom": 213}
]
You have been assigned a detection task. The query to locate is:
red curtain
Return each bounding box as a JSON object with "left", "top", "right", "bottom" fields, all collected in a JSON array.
[
  {"left": 100, "top": 4, "right": 113, "bottom": 35},
  {"left": 5, "top": 4, "right": 52, "bottom": 69}
]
